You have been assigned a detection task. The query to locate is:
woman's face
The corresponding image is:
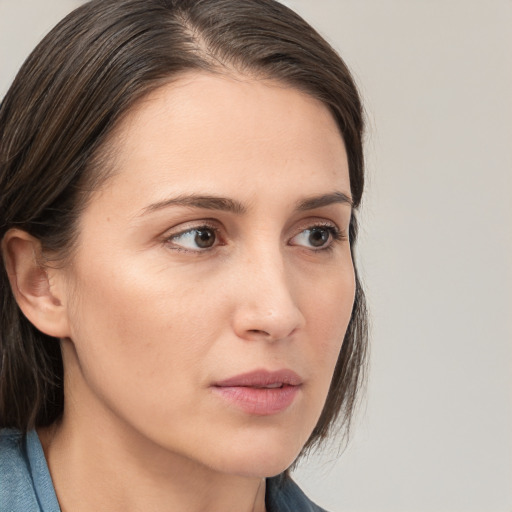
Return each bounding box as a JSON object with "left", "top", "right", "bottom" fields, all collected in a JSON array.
[{"left": 58, "top": 72, "right": 355, "bottom": 477}]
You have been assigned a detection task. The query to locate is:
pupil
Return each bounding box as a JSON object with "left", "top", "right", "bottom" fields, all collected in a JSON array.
[
  {"left": 195, "top": 229, "right": 215, "bottom": 248},
  {"left": 309, "top": 228, "right": 329, "bottom": 247}
]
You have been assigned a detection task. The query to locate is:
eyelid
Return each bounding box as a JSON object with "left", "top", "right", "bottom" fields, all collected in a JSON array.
[
  {"left": 162, "top": 218, "right": 222, "bottom": 237},
  {"left": 292, "top": 217, "right": 338, "bottom": 231},
  {"left": 290, "top": 217, "right": 344, "bottom": 238}
]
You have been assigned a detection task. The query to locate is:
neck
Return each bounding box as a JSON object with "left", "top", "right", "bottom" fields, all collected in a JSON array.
[
  {"left": 39, "top": 418, "right": 267, "bottom": 512},
  {"left": 38, "top": 385, "right": 267, "bottom": 512}
]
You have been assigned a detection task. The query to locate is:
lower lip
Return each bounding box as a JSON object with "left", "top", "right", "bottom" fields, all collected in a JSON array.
[{"left": 212, "top": 385, "right": 300, "bottom": 415}]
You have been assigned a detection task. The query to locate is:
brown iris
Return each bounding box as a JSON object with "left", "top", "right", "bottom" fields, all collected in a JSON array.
[
  {"left": 308, "top": 227, "right": 330, "bottom": 247},
  {"left": 195, "top": 229, "right": 216, "bottom": 248}
]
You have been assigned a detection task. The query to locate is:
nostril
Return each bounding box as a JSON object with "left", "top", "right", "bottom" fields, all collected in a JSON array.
[{"left": 233, "top": 297, "right": 304, "bottom": 342}]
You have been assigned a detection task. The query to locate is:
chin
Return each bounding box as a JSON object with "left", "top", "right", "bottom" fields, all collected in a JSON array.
[
  {"left": 216, "top": 454, "right": 294, "bottom": 479},
  {"left": 203, "top": 432, "right": 305, "bottom": 478}
]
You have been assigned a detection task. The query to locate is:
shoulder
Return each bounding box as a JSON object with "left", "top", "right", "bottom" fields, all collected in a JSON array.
[
  {"left": 0, "top": 429, "right": 42, "bottom": 511},
  {"left": 0, "top": 429, "right": 32, "bottom": 490},
  {"left": 266, "top": 474, "right": 329, "bottom": 512}
]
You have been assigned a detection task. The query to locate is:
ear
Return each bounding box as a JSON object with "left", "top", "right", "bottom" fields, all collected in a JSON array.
[{"left": 1, "top": 229, "right": 71, "bottom": 338}]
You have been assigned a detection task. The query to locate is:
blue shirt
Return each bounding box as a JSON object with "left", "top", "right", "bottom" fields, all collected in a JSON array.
[{"left": 0, "top": 429, "right": 327, "bottom": 511}]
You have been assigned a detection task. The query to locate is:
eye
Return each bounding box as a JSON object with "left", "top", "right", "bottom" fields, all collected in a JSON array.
[
  {"left": 290, "top": 225, "right": 342, "bottom": 250},
  {"left": 166, "top": 225, "right": 219, "bottom": 251}
]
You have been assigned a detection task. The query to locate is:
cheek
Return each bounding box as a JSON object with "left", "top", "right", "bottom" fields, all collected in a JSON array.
[
  {"left": 293, "top": 264, "right": 355, "bottom": 434},
  {"left": 63, "top": 249, "right": 234, "bottom": 398},
  {"left": 63, "top": 262, "right": 227, "bottom": 442},
  {"left": 306, "top": 264, "right": 355, "bottom": 353}
]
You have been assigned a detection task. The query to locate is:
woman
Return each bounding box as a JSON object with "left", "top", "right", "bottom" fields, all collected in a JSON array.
[{"left": 0, "top": 0, "right": 367, "bottom": 510}]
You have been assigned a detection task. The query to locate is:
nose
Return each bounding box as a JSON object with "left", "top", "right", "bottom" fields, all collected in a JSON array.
[{"left": 230, "top": 249, "right": 305, "bottom": 343}]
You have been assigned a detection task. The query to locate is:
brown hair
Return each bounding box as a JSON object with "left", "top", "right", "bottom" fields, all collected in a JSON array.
[{"left": 0, "top": 0, "right": 367, "bottom": 457}]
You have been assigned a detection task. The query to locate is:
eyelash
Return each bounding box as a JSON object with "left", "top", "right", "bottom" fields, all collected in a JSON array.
[{"left": 163, "top": 221, "right": 346, "bottom": 254}]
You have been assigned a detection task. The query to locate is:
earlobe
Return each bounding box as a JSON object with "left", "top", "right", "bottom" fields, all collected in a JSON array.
[{"left": 1, "top": 229, "right": 70, "bottom": 338}]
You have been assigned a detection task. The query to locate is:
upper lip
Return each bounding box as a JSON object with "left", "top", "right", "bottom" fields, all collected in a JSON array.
[{"left": 213, "top": 369, "right": 303, "bottom": 388}]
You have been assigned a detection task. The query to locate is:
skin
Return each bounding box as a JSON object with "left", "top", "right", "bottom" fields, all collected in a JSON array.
[{"left": 6, "top": 72, "right": 355, "bottom": 512}]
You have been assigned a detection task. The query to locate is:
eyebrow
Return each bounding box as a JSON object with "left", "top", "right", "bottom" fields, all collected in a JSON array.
[
  {"left": 139, "top": 191, "right": 352, "bottom": 217},
  {"left": 139, "top": 195, "right": 247, "bottom": 216},
  {"left": 296, "top": 191, "right": 353, "bottom": 210}
]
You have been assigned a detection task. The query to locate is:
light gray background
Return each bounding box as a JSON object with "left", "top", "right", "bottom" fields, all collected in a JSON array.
[{"left": 1, "top": 1, "right": 511, "bottom": 511}]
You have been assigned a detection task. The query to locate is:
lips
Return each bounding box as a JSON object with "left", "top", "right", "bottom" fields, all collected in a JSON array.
[
  {"left": 212, "top": 369, "right": 302, "bottom": 415},
  {"left": 214, "top": 369, "right": 302, "bottom": 388}
]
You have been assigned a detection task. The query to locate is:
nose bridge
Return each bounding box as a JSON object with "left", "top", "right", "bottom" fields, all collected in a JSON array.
[{"left": 231, "top": 237, "right": 305, "bottom": 341}]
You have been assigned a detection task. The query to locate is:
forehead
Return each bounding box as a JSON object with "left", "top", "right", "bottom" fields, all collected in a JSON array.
[{"left": 97, "top": 72, "right": 350, "bottom": 211}]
